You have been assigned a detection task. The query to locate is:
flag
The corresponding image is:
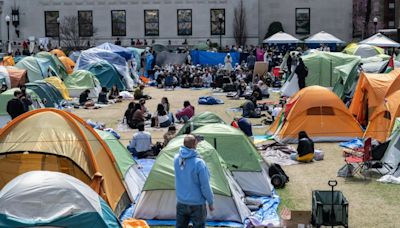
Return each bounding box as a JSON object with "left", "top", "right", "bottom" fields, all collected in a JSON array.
[{"left": 385, "top": 55, "right": 394, "bottom": 73}]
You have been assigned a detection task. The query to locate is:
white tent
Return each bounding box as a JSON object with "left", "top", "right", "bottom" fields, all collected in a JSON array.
[
  {"left": 360, "top": 33, "right": 400, "bottom": 48},
  {"left": 263, "top": 31, "right": 302, "bottom": 44},
  {"left": 305, "top": 31, "right": 345, "bottom": 44}
]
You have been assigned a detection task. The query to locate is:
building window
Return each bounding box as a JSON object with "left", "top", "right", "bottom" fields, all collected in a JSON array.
[
  {"left": 389, "top": 3, "right": 395, "bottom": 9},
  {"left": 210, "top": 9, "right": 225, "bottom": 35},
  {"left": 388, "top": 21, "right": 395, "bottom": 28},
  {"left": 144, "top": 10, "right": 159, "bottom": 36},
  {"left": 78, "top": 11, "right": 93, "bottom": 37},
  {"left": 45, "top": 11, "right": 59, "bottom": 37},
  {"left": 295, "top": 8, "right": 310, "bottom": 35},
  {"left": 177, "top": 9, "right": 192, "bottom": 36},
  {"left": 111, "top": 10, "right": 126, "bottom": 36}
]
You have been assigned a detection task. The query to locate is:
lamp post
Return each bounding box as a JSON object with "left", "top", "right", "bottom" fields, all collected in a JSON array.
[
  {"left": 56, "top": 17, "right": 60, "bottom": 47},
  {"left": 373, "top": 17, "right": 378, "bottom": 34},
  {"left": 5, "top": 15, "right": 10, "bottom": 44},
  {"left": 218, "top": 13, "right": 223, "bottom": 51}
]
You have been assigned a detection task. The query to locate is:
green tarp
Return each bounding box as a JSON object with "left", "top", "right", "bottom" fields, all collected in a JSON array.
[
  {"left": 192, "top": 123, "right": 262, "bottom": 172},
  {"left": 301, "top": 52, "right": 361, "bottom": 87},
  {"left": 95, "top": 129, "right": 136, "bottom": 177},
  {"left": 177, "top": 112, "right": 226, "bottom": 136},
  {"left": 143, "top": 135, "right": 231, "bottom": 196},
  {"left": 64, "top": 70, "right": 98, "bottom": 89}
]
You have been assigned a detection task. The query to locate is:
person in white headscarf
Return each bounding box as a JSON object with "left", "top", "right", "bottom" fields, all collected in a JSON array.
[{"left": 224, "top": 53, "right": 233, "bottom": 73}]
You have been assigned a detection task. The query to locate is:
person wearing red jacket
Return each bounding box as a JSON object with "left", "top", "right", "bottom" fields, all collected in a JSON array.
[{"left": 176, "top": 101, "right": 195, "bottom": 123}]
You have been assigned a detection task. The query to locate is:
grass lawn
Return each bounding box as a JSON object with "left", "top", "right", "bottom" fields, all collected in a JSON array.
[{"left": 74, "top": 87, "right": 400, "bottom": 227}]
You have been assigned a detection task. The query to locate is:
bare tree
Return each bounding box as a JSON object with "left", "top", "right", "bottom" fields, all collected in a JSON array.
[
  {"left": 233, "top": 0, "right": 247, "bottom": 46},
  {"left": 59, "top": 16, "right": 97, "bottom": 49}
]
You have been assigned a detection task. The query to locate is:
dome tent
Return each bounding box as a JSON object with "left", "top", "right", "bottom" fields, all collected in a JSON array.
[
  {"left": 64, "top": 70, "right": 102, "bottom": 98},
  {"left": 269, "top": 86, "right": 363, "bottom": 143},
  {"left": 0, "top": 109, "right": 130, "bottom": 216},
  {"left": 192, "top": 124, "right": 274, "bottom": 196},
  {"left": 134, "top": 135, "right": 251, "bottom": 223},
  {"left": 176, "top": 112, "right": 226, "bottom": 136},
  {"left": 0, "top": 171, "right": 121, "bottom": 227}
]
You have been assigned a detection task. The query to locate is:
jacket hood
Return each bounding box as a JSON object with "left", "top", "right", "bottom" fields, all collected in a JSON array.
[{"left": 179, "top": 146, "right": 198, "bottom": 159}]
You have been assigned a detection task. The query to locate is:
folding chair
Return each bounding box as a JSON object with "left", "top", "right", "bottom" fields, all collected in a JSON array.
[{"left": 344, "top": 138, "right": 372, "bottom": 179}]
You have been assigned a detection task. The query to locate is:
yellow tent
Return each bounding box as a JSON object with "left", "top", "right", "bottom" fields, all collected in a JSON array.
[
  {"left": 59, "top": 56, "right": 76, "bottom": 74},
  {"left": 0, "top": 109, "right": 129, "bottom": 216},
  {"left": 1, "top": 56, "right": 15, "bottom": 66},
  {"left": 44, "top": 76, "right": 72, "bottom": 100},
  {"left": 349, "top": 69, "right": 400, "bottom": 126},
  {"left": 50, "top": 49, "right": 67, "bottom": 57},
  {"left": 268, "top": 86, "right": 363, "bottom": 143}
]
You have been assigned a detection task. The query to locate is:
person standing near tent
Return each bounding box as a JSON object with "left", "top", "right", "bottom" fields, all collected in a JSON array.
[
  {"left": 174, "top": 134, "right": 214, "bottom": 228},
  {"left": 7, "top": 90, "right": 26, "bottom": 119},
  {"left": 286, "top": 51, "right": 292, "bottom": 74},
  {"left": 295, "top": 58, "right": 308, "bottom": 90}
]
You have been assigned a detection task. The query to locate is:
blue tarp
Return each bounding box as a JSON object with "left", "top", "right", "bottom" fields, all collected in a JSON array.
[
  {"left": 198, "top": 96, "right": 224, "bottom": 105},
  {"left": 96, "top": 43, "right": 133, "bottom": 61},
  {"left": 191, "top": 51, "right": 240, "bottom": 66},
  {"left": 339, "top": 138, "right": 364, "bottom": 150}
]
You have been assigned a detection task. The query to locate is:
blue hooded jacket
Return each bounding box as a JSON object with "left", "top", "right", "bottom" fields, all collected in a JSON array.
[{"left": 174, "top": 146, "right": 214, "bottom": 206}]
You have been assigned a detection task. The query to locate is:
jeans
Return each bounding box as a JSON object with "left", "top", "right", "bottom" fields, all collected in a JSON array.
[
  {"left": 176, "top": 203, "right": 207, "bottom": 228},
  {"left": 177, "top": 115, "right": 190, "bottom": 123}
]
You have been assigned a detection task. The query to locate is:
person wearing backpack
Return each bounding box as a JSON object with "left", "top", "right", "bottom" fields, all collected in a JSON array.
[{"left": 295, "top": 58, "right": 308, "bottom": 90}]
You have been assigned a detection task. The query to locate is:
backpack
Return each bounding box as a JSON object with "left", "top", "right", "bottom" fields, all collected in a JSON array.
[
  {"left": 304, "top": 66, "right": 309, "bottom": 77},
  {"left": 269, "top": 163, "right": 289, "bottom": 188}
]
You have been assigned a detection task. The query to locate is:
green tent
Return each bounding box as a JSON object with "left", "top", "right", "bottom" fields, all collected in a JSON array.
[
  {"left": 0, "top": 88, "right": 43, "bottom": 127},
  {"left": 64, "top": 70, "right": 101, "bottom": 97},
  {"left": 15, "top": 56, "right": 45, "bottom": 82},
  {"left": 134, "top": 135, "right": 250, "bottom": 223},
  {"left": 95, "top": 129, "right": 145, "bottom": 201},
  {"left": 192, "top": 123, "right": 273, "bottom": 196},
  {"left": 177, "top": 112, "right": 226, "bottom": 136},
  {"left": 87, "top": 60, "right": 125, "bottom": 90},
  {"left": 332, "top": 58, "right": 361, "bottom": 100},
  {"left": 36, "top": 52, "right": 68, "bottom": 79},
  {"left": 301, "top": 52, "right": 361, "bottom": 87}
]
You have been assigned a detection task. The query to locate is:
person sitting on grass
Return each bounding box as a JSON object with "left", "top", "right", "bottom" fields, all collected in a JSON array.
[
  {"left": 242, "top": 95, "right": 260, "bottom": 118},
  {"left": 153, "top": 103, "right": 174, "bottom": 128},
  {"left": 127, "top": 123, "right": 155, "bottom": 159},
  {"left": 108, "top": 85, "right": 123, "bottom": 102},
  {"left": 192, "top": 76, "right": 203, "bottom": 88},
  {"left": 130, "top": 103, "right": 145, "bottom": 129},
  {"left": 98, "top": 87, "right": 109, "bottom": 104},
  {"left": 134, "top": 84, "right": 151, "bottom": 100},
  {"left": 176, "top": 101, "right": 195, "bottom": 123},
  {"left": 79, "top": 89, "right": 95, "bottom": 107},
  {"left": 163, "top": 125, "right": 177, "bottom": 146},
  {"left": 124, "top": 101, "right": 136, "bottom": 128},
  {"left": 290, "top": 131, "right": 314, "bottom": 162}
]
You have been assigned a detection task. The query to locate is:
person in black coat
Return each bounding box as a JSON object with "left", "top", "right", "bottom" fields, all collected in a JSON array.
[
  {"left": 291, "top": 131, "right": 314, "bottom": 162},
  {"left": 295, "top": 58, "right": 308, "bottom": 90},
  {"left": 7, "top": 90, "right": 26, "bottom": 119}
]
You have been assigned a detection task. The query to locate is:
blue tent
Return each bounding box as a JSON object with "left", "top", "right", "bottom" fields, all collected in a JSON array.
[
  {"left": 96, "top": 43, "right": 133, "bottom": 61},
  {"left": 191, "top": 51, "right": 240, "bottom": 66}
]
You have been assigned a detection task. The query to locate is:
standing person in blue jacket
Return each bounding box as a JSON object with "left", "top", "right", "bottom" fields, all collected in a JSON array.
[{"left": 174, "top": 134, "right": 214, "bottom": 228}]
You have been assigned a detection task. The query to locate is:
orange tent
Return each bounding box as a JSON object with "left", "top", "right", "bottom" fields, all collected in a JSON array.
[
  {"left": 59, "top": 56, "right": 76, "bottom": 74},
  {"left": 50, "top": 49, "right": 67, "bottom": 57},
  {"left": 0, "top": 109, "right": 129, "bottom": 216},
  {"left": 268, "top": 86, "right": 363, "bottom": 143},
  {"left": 1, "top": 56, "right": 15, "bottom": 66},
  {"left": 349, "top": 69, "right": 400, "bottom": 126},
  {"left": 6, "top": 66, "right": 27, "bottom": 87}
]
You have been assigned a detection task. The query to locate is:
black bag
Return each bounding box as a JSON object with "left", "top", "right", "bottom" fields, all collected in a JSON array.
[{"left": 269, "top": 163, "right": 289, "bottom": 188}]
